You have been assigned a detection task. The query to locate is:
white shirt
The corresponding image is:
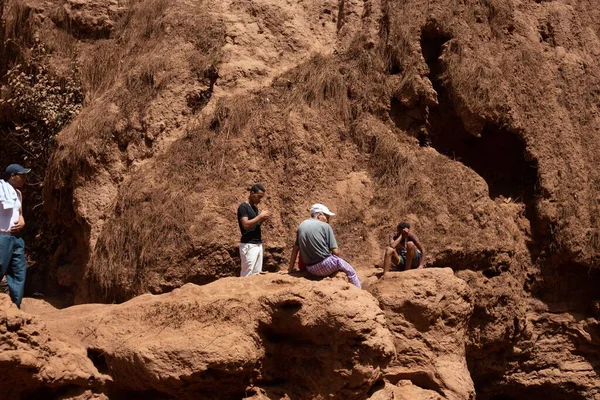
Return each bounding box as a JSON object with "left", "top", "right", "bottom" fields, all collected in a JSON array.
[{"left": 0, "top": 189, "right": 21, "bottom": 232}]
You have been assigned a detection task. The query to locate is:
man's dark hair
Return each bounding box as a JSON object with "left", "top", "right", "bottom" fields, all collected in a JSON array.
[
  {"left": 249, "top": 184, "right": 265, "bottom": 193},
  {"left": 397, "top": 221, "right": 410, "bottom": 231}
]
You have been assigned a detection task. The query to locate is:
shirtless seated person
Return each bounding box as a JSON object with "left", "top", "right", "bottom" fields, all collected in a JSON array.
[{"left": 382, "top": 221, "right": 425, "bottom": 274}]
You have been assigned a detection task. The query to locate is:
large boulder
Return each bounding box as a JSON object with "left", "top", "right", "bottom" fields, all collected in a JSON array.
[
  {"left": 366, "top": 268, "right": 475, "bottom": 400},
  {"left": 24, "top": 274, "right": 395, "bottom": 398}
]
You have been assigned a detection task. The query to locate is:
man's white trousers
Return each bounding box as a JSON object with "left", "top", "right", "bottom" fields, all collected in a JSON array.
[{"left": 239, "top": 243, "right": 263, "bottom": 277}]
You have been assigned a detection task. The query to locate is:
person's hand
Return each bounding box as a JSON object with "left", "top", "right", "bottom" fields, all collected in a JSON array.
[
  {"left": 10, "top": 219, "right": 24, "bottom": 233},
  {"left": 259, "top": 210, "right": 271, "bottom": 220}
]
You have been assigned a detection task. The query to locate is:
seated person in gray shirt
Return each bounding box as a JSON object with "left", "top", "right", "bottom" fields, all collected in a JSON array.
[{"left": 288, "top": 203, "right": 361, "bottom": 288}]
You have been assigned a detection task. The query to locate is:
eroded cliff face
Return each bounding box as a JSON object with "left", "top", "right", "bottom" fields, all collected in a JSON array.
[{"left": 0, "top": 0, "right": 599, "bottom": 398}]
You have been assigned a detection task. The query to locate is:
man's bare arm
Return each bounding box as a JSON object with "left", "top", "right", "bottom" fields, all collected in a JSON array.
[
  {"left": 389, "top": 232, "right": 401, "bottom": 248},
  {"left": 288, "top": 244, "right": 299, "bottom": 272},
  {"left": 410, "top": 233, "right": 425, "bottom": 267},
  {"left": 11, "top": 214, "right": 25, "bottom": 233},
  {"left": 10, "top": 194, "right": 25, "bottom": 233},
  {"left": 240, "top": 210, "right": 270, "bottom": 230}
]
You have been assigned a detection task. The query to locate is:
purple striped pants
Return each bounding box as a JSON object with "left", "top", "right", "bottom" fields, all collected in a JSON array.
[{"left": 306, "top": 255, "right": 361, "bottom": 288}]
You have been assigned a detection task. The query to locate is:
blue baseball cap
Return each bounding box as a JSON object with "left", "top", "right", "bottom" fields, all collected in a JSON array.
[{"left": 5, "top": 164, "right": 31, "bottom": 175}]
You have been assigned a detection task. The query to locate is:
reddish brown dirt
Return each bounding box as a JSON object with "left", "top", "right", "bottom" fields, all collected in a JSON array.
[{"left": 0, "top": 0, "right": 599, "bottom": 398}]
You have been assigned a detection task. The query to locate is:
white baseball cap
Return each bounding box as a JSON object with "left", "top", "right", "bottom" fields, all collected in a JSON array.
[{"left": 310, "top": 203, "right": 335, "bottom": 216}]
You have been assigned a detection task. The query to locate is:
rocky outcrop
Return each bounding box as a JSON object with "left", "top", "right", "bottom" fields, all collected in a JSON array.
[
  {"left": 6, "top": 268, "right": 481, "bottom": 399},
  {"left": 367, "top": 380, "right": 443, "bottom": 400},
  {"left": 491, "top": 310, "right": 600, "bottom": 400},
  {"left": 0, "top": 296, "right": 109, "bottom": 398},
  {"left": 18, "top": 275, "right": 395, "bottom": 399},
  {"left": 467, "top": 291, "right": 600, "bottom": 400},
  {"left": 1, "top": 0, "right": 599, "bottom": 397},
  {"left": 366, "top": 268, "right": 475, "bottom": 400}
]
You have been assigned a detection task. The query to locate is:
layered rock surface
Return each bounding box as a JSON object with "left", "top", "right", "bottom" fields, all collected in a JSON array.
[
  {"left": 9, "top": 275, "right": 396, "bottom": 398},
  {"left": 366, "top": 268, "right": 475, "bottom": 400},
  {"left": 1, "top": 268, "right": 487, "bottom": 399},
  {"left": 0, "top": 297, "right": 109, "bottom": 399}
]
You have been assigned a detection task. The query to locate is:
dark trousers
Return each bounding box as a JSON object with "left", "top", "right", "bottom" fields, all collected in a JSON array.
[{"left": 0, "top": 235, "right": 26, "bottom": 308}]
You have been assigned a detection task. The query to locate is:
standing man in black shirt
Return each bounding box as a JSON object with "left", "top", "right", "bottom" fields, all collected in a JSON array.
[{"left": 237, "top": 184, "right": 270, "bottom": 277}]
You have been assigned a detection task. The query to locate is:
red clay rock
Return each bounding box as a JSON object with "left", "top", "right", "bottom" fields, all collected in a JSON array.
[
  {"left": 367, "top": 268, "right": 475, "bottom": 400},
  {"left": 368, "top": 380, "right": 443, "bottom": 400},
  {"left": 1, "top": 0, "right": 599, "bottom": 397},
  {"left": 0, "top": 295, "right": 109, "bottom": 398},
  {"left": 24, "top": 275, "right": 395, "bottom": 399}
]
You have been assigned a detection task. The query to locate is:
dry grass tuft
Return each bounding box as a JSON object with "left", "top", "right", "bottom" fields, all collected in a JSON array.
[
  {"left": 48, "top": 0, "right": 223, "bottom": 177},
  {"left": 368, "top": 131, "right": 422, "bottom": 218},
  {"left": 283, "top": 55, "right": 350, "bottom": 122},
  {"left": 344, "top": 38, "right": 380, "bottom": 77},
  {"left": 79, "top": 41, "right": 123, "bottom": 103},
  {"left": 41, "top": 26, "right": 78, "bottom": 59},
  {"left": 0, "top": 0, "right": 37, "bottom": 77},
  {"left": 210, "top": 95, "right": 260, "bottom": 139},
  {"left": 167, "top": 120, "right": 226, "bottom": 180},
  {"left": 366, "top": 126, "right": 429, "bottom": 218},
  {"left": 118, "top": 54, "right": 172, "bottom": 114},
  {"left": 342, "top": 36, "right": 391, "bottom": 124},
  {"left": 117, "top": 0, "right": 173, "bottom": 43},
  {"left": 383, "top": 37, "right": 413, "bottom": 77},
  {"left": 186, "top": 14, "right": 225, "bottom": 82},
  {"left": 78, "top": 0, "right": 174, "bottom": 103},
  {"left": 167, "top": 117, "right": 245, "bottom": 186},
  {"left": 89, "top": 183, "right": 193, "bottom": 302},
  {"left": 370, "top": 132, "right": 415, "bottom": 188},
  {"left": 47, "top": 101, "right": 119, "bottom": 182},
  {"left": 441, "top": 41, "right": 512, "bottom": 125},
  {"left": 2, "top": 0, "right": 35, "bottom": 46}
]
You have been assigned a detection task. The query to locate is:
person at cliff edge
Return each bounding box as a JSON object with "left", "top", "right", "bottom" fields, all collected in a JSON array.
[
  {"left": 237, "top": 184, "right": 270, "bottom": 277},
  {"left": 288, "top": 203, "right": 361, "bottom": 288},
  {"left": 382, "top": 221, "right": 425, "bottom": 274},
  {"left": 0, "top": 164, "right": 30, "bottom": 308}
]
